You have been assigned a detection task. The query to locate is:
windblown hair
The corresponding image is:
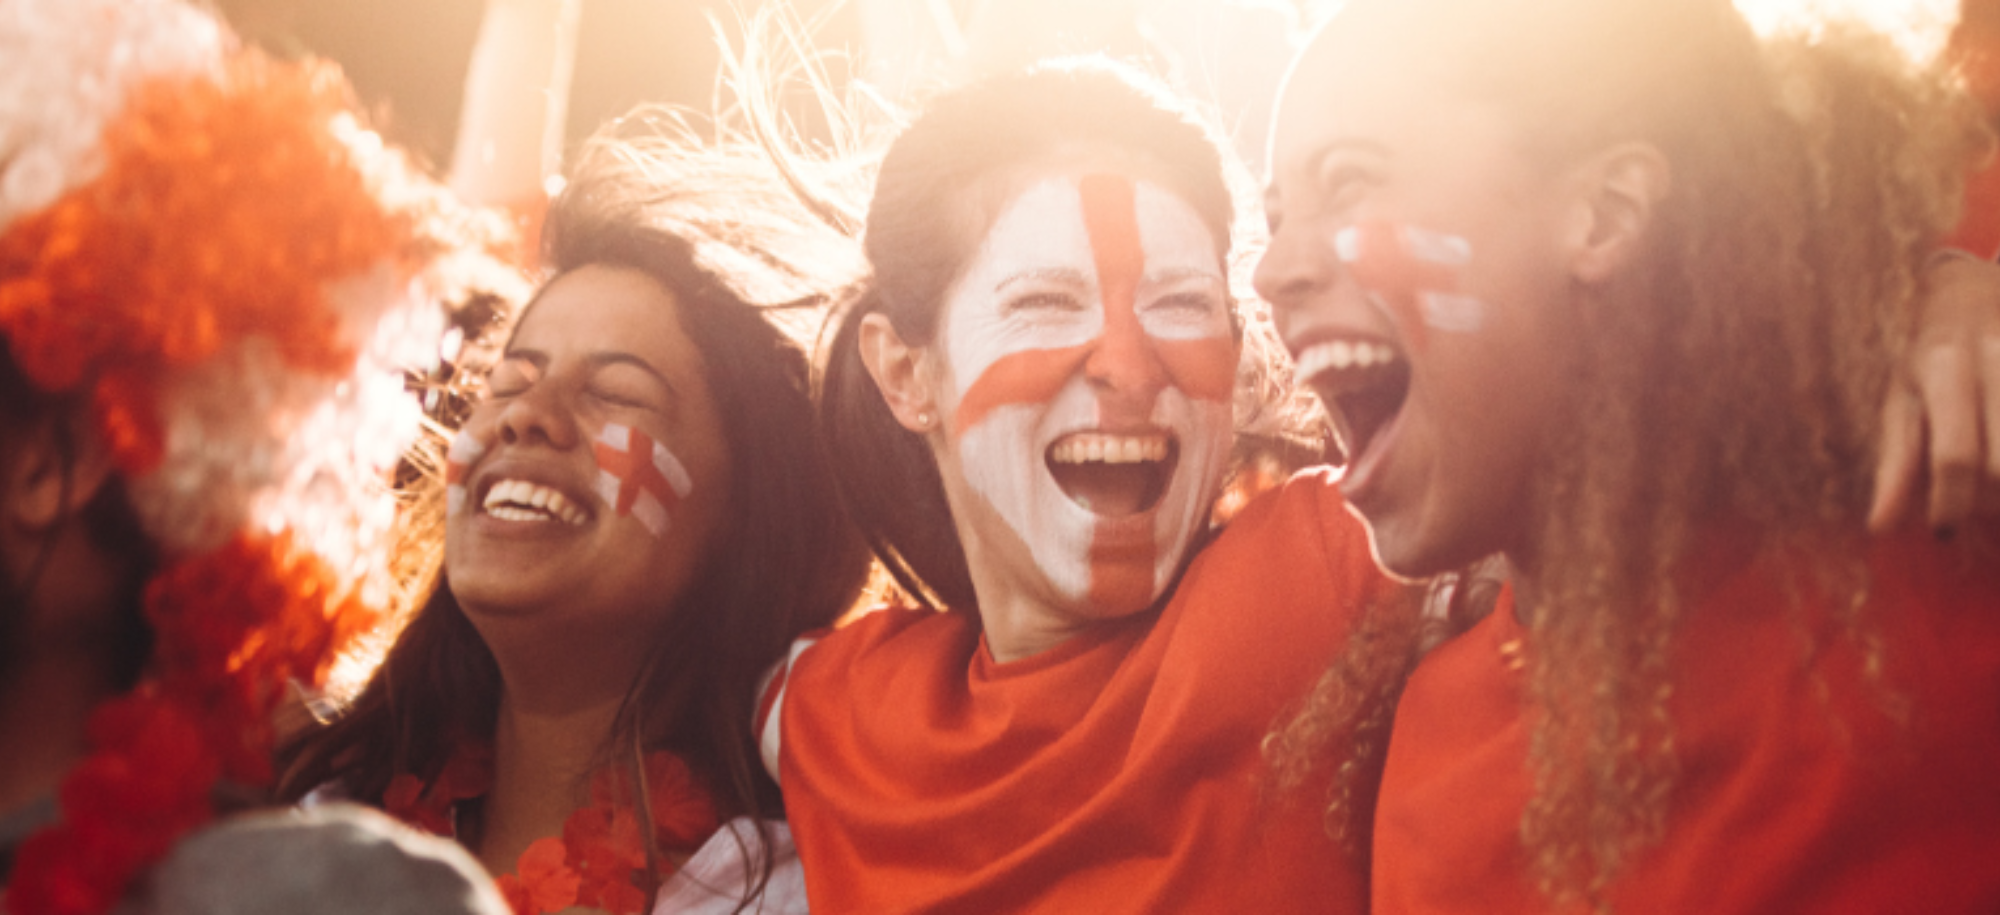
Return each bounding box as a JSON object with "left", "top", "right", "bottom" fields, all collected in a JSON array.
[
  {"left": 817, "top": 59, "right": 1271, "bottom": 609},
  {"left": 278, "top": 109, "right": 871, "bottom": 905},
  {"left": 1267, "top": 0, "right": 1985, "bottom": 907}
]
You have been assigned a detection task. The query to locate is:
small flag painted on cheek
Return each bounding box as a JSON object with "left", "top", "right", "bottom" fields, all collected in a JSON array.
[
  {"left": 444, "top": 429, "right": 487, "bottom": 517},
  {"left": 1333, "top": 220, "right": 1488, "bottom": 349},
  {"left": 592, "top": 422, "right": 693, "bottom": 538}
]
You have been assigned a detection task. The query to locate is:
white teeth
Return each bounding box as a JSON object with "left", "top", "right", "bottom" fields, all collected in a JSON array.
[
  {"left": 1295, "top": 339, "right": 1401, "bottom": 383},
  {"left": 1049, "top": 433, "right": 1171, "bottom": 465},
  {"left": 480, "top": 478, "right": 588, "bottom": 526}
]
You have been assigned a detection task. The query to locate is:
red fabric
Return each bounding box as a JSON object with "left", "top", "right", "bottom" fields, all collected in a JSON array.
[
  {"left": 1375, "top": 528, "right": 2000, "bottom": 914},
  {"left": 778, "top": 470, "right": 1398, "bottom": 913},
  {"left": 1946, "top": 157, "right": 2000, "bottom": 260}
]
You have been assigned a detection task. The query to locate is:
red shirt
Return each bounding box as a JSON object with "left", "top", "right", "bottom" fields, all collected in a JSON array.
[
  {"left": 771, "top": 470, "right": 1399, "bottom": 913},
  {"left": 1375, "top": 528, "right": 2000, "bottom": 914}
]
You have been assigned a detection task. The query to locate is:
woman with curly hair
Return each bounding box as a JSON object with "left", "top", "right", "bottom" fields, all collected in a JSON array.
[
  {"left": 277, "top": 112, "right": 870, "bottom": 915},
  {"left": 1258, "top": 1, "right": 2000, "bottom": 911}
]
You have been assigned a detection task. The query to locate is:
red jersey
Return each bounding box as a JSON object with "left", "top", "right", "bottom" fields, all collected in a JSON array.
[
  {"left": 1375, "top": 528, "right": 2000, "bottom": 914},
  {"left": 766, "top": 470, "right": 1399, "bottom": 913}
]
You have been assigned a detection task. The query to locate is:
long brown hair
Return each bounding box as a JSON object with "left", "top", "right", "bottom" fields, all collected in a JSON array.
[
  {"left": 818, "top": 59, "right": 1260, "bottom": 610},
  {"left": 1268, "top": 1, "right": 1985, "bottom": 906},
  {"left": 278, "top": 109, "right": 871, "bottom": 903}
]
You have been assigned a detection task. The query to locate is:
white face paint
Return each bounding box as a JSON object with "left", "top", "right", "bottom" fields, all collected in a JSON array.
[
  {"left": 935, "top": 174, "right": 1238, "bottom": 614},
  {"left": 444, "top": 428, "right": 486, "bottom": 518},
  {"left": 1333, "top": 221, "right": 1489, "bottom": 336}
]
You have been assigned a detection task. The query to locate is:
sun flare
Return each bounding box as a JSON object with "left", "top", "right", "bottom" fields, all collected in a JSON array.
[{"left": 1735, "top": 0, "right": 1959, "bottom": 61}]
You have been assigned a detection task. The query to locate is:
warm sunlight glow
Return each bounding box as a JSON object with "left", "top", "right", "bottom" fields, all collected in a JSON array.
[{"left": 1735, "top": 0, "right": 1959, "bottom": 61}]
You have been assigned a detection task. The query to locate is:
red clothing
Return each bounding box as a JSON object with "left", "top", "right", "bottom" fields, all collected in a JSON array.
[
  {"left": 773, "top": 470, "right": 1398, "bottom": 913},
  {"left": 1375, "top": 529, "right": 2000, "bottom": 914}
]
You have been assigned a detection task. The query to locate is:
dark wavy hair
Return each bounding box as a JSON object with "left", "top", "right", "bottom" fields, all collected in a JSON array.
[
  {"left": 817, "top": 59, "right": 1248, "bottom": 610},
  {"left": 277, "top": 109, "right": 871, "bottom": 906}
]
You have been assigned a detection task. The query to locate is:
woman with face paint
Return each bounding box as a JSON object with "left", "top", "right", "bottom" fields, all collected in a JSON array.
[
  {"left": 751, "top": 60, "right": 1409, "bottom": 912},
  {"left": 1258, "top": 2, "right": 2000, "bottom": 912},
  {"left": 279, "top": 115, "right": 869, "bottom": 914}
]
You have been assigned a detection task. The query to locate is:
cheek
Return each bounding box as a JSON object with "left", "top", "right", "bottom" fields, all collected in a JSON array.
[
  {"left": 591, "top": 422, "right": 696, "bottom": 539},
  {"left": 442, "top": 426, "right": 489, "bottom": 518}
]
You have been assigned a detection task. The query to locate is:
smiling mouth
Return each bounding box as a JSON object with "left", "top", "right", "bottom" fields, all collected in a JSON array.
[
  {"left": 1293, "top": 338, "right": 1411, "bottom": 464},
  {"left": 480, "top": 478, "right": 590, "bottom": 526},
  {"left": 1045, "top": 431, "right": 1178, "bottom": 517}
]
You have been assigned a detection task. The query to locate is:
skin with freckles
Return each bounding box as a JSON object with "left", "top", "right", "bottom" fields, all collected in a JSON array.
[
  {"left": 914, "top": 170, "right": 1237, "bottom": 658},
  {"left": 445, "top": 264, "right": 731, "bottom": 628}
]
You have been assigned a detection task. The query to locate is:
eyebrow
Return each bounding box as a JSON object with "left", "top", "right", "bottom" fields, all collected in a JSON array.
[
  {"left": 503, "top": 347, "right": 679, "bottom": 397},
  {"left": 1146, "top": 267, "right": 1224, "bottom": 286},
  {"left": 994, "top": 267, "right": 1092, "bottom": 294}
]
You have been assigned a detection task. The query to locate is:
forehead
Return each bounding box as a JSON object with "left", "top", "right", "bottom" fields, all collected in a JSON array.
[
  {"left": 512, "top": 264, "right": 702, "bottom": 371},
  {"left": 966, "top": 175, "right": 1222, "bottom": 272},
  {"left": 1270, "top": 13, "right": 1464, "bottom": 173}
]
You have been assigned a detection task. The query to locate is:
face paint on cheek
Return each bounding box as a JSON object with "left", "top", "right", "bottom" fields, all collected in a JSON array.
[
  {"left": 591, "top": 422, "right": 693, "bottom": 538},
  {"left": 1333, "top": 220, "right": 1489, "bottom": 349},
  {"left": 444, "top": 429, "right": 487, "bottom": 517}
]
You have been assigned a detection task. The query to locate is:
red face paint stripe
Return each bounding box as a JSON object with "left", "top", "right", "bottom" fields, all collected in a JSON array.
[
  {"left": 1082, "top": 173, "right": 1235, "bottom": 403},
  {"left": 952, "top": 343, "right": 1092, "bottom": 436},
  {"left": 1155, "top": 338, "right": 1238, "bottom": 403},
  {"left": 1085, "top": 528, "right": 1156, "bottom": 610},
  {"left": 1078, "top": 174, "right": 1161, "bottom": 395},
  {"left": 1342, "top": 220, "right": 1467, "bottom": 353}
]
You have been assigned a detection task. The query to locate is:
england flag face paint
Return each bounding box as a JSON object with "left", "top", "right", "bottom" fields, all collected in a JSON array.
[
  {"left": 592, "top": 421, "right": 694, "bottom": 539},
  {"left": 1332, "top": 219, "right": 1488, "bottom": 347},
  {"left": 936, "top": 174, "right": 1237, "bottom": 614},
  {"left": 443, "top": 428, "right": 487, "bottom": 518}
]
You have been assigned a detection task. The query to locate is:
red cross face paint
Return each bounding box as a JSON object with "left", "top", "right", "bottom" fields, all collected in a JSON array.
[
  {"left": 1331, "top": 219, "right": 1488, "bottom": 350},
  {"left": 938, "top": 174, "right": 1237, "bottom": 614},
  {"left": 592, "top": 421, "right": 694, "bottom": 538},
  {"left": 443, "top": 428, "right": 487, "bottom": 518}
]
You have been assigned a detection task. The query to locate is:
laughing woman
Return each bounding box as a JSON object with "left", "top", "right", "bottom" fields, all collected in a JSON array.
[
  {"left": 755, "top": 60, "right": 1412, "bottom": 913},
  {"left": 1258, "top": 2, "right": 2000, "bottom": 912},
  {"left": 280, "top": 116, "right": 869, "bottom": 915}
]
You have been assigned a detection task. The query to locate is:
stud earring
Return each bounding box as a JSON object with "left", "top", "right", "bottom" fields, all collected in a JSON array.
[{"left": 915, "top": 411, "right": 934, "bottom": 430}]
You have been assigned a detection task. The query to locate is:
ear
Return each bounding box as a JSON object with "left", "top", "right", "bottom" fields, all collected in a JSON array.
[
  {"left": 1562, "top": 142, "right": 1671, "bottom": 284},
  {"left": 4, "top": 414, "right": 119, "bottom": 533},
  {"left": 857, "top": 313, "right": 943, "bottom": 434}
]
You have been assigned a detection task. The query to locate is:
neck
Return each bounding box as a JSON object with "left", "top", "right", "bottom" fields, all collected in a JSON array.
[
  {"left": 461, "top": 598, "right": 655, "bottom": 874},
  {"left": 475, "top": 688, "right": 625, "bottom": 874},
  {"left": 975, "top": 591, "right": 1102, "bottom": 663}
]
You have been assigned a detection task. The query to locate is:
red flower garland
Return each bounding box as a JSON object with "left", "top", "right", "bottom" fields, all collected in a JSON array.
[
  {"left": 0, "top": 49, "right": 417, "bottom": 915},
  {"left": 8, "top": 534, "right": 381, "bottom": 915},
  {"left": 387, "top": 745, "right": 721, "bottom": 915}
]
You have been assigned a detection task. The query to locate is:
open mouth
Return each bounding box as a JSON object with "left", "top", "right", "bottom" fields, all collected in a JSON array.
[
  {"left": 1045, "top": 431, "right": 1178, "bottom": 517},
  {"left": 480, "top": 478, "right": 590, "bottom": 526},
  {"left": 1293, "top": 338, "right": 1412, "bottom": 465}
]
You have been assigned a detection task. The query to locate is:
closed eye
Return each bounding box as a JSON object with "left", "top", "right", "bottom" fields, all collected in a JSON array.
[
  {"left": 1149, "top": 291, "right": 1221, "bottom": 316},
  {"left": 1317, "top": 161, "right": 1381, "bottom": 214},
  {"left": 1004, "top": 291, "right": 1088, "bottom": 316}
]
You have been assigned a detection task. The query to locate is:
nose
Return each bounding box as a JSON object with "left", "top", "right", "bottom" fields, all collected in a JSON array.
[
  {"left": 495, "top": 380, "right": 581, "bottom": 450},
  {"left": 1253, "top": 220, "right": 1336, "bottom": 338},
  {"left": 1085, "top": 297, "right": 1170, "bottom": 406}
]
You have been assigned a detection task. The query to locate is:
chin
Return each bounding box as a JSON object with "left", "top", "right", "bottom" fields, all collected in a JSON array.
[{"left": 1355, "top": 512, "right": 1452, "bottom": 582}]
